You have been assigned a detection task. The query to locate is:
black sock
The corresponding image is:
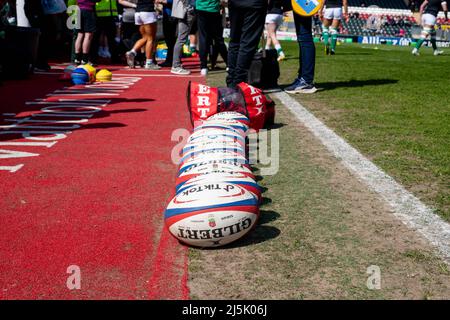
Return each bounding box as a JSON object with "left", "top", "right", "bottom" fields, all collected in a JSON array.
[
  {"left": 82, "top": 53, "right": 89, "bottom": 62},
  {"left": 75, "top": 53, "right": 81, "bottom": 62}
]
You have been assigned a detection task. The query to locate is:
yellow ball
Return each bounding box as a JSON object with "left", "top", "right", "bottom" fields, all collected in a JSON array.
[
  {"left": 80, "top": 64, "right": 96, "bottom": 83},
  {"left": 96, "top": 69, "right": 112, "bottom": 82}
]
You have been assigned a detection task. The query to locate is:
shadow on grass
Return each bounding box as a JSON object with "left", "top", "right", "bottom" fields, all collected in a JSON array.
[
  {"left": 187, "top": 210, "right": 281, "bottom": 250},
  {"left": 317, "top": 78, "right": 399, "bottom": 91}
]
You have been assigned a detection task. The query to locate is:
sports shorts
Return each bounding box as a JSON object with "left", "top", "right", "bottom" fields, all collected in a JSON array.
[
  {"left": 421, "top": 13, "right": 436, "bottom": 26},
  {"left": 135, "top": 11, "right": 158, "bottom": 25},
  {"left": 324, "top": 7, "right": 343, "bottom": 20},
  {"left": 265, "top": 13, "right": 283, "bottom": 27},
  {"left": 76, "top": 9, "right": 96, "bottom": 33}
]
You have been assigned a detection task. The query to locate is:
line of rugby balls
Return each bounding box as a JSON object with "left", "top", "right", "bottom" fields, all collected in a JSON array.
[{"left": 164, "top": 112, "right": 261, "bottom": 247}]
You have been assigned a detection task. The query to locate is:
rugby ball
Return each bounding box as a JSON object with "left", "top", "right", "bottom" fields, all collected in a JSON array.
[
  {"left": 186, "top": 134, "right": 246, "bottom": 148},
  {"left": 164, "top": 182, "right": 259, "bottom": 247},
  {"left": 180, "top": 144, "right": 246, "bottom": 162},
  {"left": 179, "top": 149, "right": 248, "bottom": 168},
  {"left": 176, "top": 162, "right": 255, "bottom": 187},
  {"left": 201, "top": 119, "right": 249, "bottom": 133},
  {"left": 182, "top": 140, "right": 245, "bottom": 155},
  {"left": 193, "top": 123, "right": 246, "bottom": 136},
  {"left": 177, "top": 172, "right": 261, "bottom": 201},
  {"left": 188, "top": 129, "right": 246, "bottom": 144},
  {"left": 208, "top": 112, "right": 250, "bottom": 126}
]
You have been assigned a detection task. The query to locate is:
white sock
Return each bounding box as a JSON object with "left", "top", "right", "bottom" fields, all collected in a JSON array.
[
  {"left": 146, "top": 59, "right": 153, "bottom": 65},
  {"left": 275, "top": 44, "right": 282, "bottom": 51},
  {"left": 265, "top": 45, "right": 271, "bottom": 50},
  {"left": 131, "top": 49, "right": 137, "bottom": 55}
]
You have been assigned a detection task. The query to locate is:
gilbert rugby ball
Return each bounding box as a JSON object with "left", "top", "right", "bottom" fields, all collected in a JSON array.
[
  {"left": 177, "top": 172, "right": 261, "bottom": 201},
  {"left": 175, "top": 162, "right": 255, "bottom": 187},
  {"left": 164, "top": 182, "right": 259, "bottom": 247}
]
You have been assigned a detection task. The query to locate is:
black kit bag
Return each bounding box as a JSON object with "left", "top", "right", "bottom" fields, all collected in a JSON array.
[{"left": 248, "top": 34, "right": 280, "bottom": 90}]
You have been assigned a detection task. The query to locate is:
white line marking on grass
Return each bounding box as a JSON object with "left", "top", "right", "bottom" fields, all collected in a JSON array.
[{"left": 274, "top": 91, "right": 450, "bottom": 263}]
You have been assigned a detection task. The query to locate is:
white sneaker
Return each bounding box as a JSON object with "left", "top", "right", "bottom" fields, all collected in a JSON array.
[
  {"left": 145, "top": 63, "right": 162, "bottom": 70},
  {"left": 412, "top": 48, "right": 420, "bottom": 56},
  {"left": 200, "top": 68, "right": 208, "bottom": 76},
  {"left": 171, "top": 67, "right": 191, "bottom": 75},
  {"left": 434, "top": 49, "right": 444, "bottom": 56},
  {"left": 277, "top": 51, "right": 286, "bottom": 61}
]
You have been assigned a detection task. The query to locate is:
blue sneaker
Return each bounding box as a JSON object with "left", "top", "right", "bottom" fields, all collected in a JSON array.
[{"left": 284, "top": 78, "right": 317, "bottom": 94}]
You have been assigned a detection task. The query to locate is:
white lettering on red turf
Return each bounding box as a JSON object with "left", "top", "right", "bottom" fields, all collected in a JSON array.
[{"left": 0, "top": 77, "right": 141, "bottom": 173}]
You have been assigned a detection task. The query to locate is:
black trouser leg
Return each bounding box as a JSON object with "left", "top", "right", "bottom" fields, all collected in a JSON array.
[
  {"left": 226, "top": 4, "right": 243, "bottom": 87},
  {"left": 233, "top": 7, "right": 265, "bottom": 87},
  {"left": 105, "top": 17, "right": 119, "bottom": 63},
  {"left": 212, "top": 14, "right": 228, "bottom": 65},
  {"left": 197, "top": 10, "right": 211, "bottom": 69},
  {"left": 162, "top": 14, "right": 177, "bottom": 64}
]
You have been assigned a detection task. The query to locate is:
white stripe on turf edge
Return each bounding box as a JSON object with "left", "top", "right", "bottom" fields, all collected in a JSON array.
[{"left": 274, "top": 91, "right": 450, "bottom": 263}]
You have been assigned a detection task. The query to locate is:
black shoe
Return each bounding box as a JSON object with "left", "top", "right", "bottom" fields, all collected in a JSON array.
[
  {"left": 330, "top": 50, "right": 336, "bottom": 55},
  {"left": 325, "top": 45, "right": 330, "bottom": 55},
  {"left": 73, "top": 59, "right": 81, "bottom": 65}
]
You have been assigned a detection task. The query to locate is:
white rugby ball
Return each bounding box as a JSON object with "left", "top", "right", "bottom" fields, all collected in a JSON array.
[
  {"left": 164, "top": 182, "right": 259, "bottom": 247},
  {"left": 189, "top": 128, "right": 246, "bottom": 143},
  {"left": 177, "top": 172, "right": 261, "bottom": 201},
  {"left": 181, "top": 144, "right": 246, "bottom": 162},
  {"left": 179, "top": 148, "right": 247, "bottom": 166},
  {"left": 193, "top": 123, "right": 246, "bottom": 136},
  {"left": 176, "top": 162, "right": 255, "bottom": 187},
  {"left": 208, "top": 112, "right": 250, "bottom": 125},
  {"left": 186, "top": 134, "right": 246, "bottom": 148},
  {"left": 178, "top": 158, "right": 251, "bottom": 176},
  {"left": 201, "top": 119, "right": 249, "bottom": 133}
]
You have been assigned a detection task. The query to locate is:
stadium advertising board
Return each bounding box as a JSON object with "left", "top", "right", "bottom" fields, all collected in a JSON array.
[{"left": 358, "top": 36, "right": 450, "bottom": 48}]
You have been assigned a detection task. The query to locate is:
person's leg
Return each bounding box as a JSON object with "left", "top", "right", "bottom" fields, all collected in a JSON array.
[
  {"left": 295, "top": 14, "right": 315, "bottom": 84},
  {"left": 285, "top": 14, "right": 316, "bottom": 93},
  {"left": 330, "top": 19, "right": 340, "bottom": 53},
  {"left": 212, "top": 12, "right": 228, "bottom": 65},
  {"left": 226, "top": 3, "right": 243, "bottom": 87},
  {"left": 197, "top": 10, "right": 210, "bottom": 69},
  {"left": 172, "top": 12, "right": 193, "bottom": 70},
  {"left": 75, "top": 32, "right": 85, "bottom": 63},
  {"left": 91, "top": 16, "right": 103, "bottom": 63},
  {"left": 322, "top": 19, "right": 331, "bottom": 51},
  {"left": 82, "top": 32, "right": 94, "bottom": 62},
  {"left": 161, "top": 14, "right": 176, "bottom": 65},
  {"left": 144, "top": 22, "right": 157, "bottom": 62},
  {"left": 232, "top": 7, "right": 266, "bottom": 87},
  {"left": 133, "top": 25, "right": 148, "bottom": 52},
  {"left": 189, "top": 16, "right": 198, "bottom": 54},
  {"left": 265, "top": 23, "right": 273, "bottom": 49},
  {"left": 105, "top": 17, "right": 119, "bottom": 62}
]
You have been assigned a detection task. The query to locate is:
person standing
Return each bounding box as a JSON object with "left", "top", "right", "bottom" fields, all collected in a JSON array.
[
  {"left": 125, "top": 0, "right": 161, "bottom": 69},
  {"left": 74, "top": 0, "right": 100, "bottom": 64},
  {"left": 155, "top": 0, "right": 175, "bottom": 67},
  {"left": 284, "top": 1, "right": 317, "bottom": 94},
  {"left": 412, "top": 0, "right": 448, "bottom": 56},
  {"left": 226, "top": 0, "right": 267, "bottom": 88},
  {"left": 319, "top": 0, "right": 348, "bottom": 55},
  {"left": 196, "top": 0, "right": 228, "bottom": 75},
  {"left": 92, "top": 0, "right": 120, "bottom": 63},
  {"left": 170, "top": 0, "right": 196, "bottom": 75},
  {"left": 265, "top": 0, "right": 286, "bottom": 61}
]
